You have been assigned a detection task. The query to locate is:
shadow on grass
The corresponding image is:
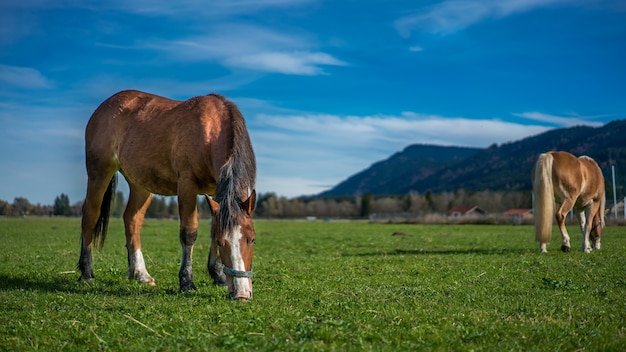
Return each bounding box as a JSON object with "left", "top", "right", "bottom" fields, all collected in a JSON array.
[
  {"left": 345, "top": 247, "right": 531, "bottom": 257},
  {"left": 0, "top": 274, "right": 229, "bottom": 299}
]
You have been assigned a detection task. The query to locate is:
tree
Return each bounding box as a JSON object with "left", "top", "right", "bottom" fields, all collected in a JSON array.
[
  {"left": 0, "top": 200, "right": 11, "bottom": 215},
  {"left": 112, "top": 191, "right": 125, "bottom": 217},
  {"left": 168, "top": 197, "right": 178, "bottom": 218},
  {"left": 147, "top": 196, "right": 168, "bottom": 218},
  {"left": 360, "top": 193, "right": 372, "bottom": 218},
  {"left": 425, "top": 191, "right": 434, "bottom": 212},
  {"left": 53, "top": 193, "right": 71, "bottom": 216},
  {"left": 12, "top": 197, "right": 32, "bottom": 216},
  {"left": 403, "top": 194, "right": 412, "bottom": 212},
  {"left": 71, "top": 201, "right": 83, "bottom": 217}
]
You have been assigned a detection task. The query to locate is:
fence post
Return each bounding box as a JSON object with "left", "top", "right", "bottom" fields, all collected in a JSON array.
[{"left": 612, "top": 165, "right": 618, "bottom": 219}]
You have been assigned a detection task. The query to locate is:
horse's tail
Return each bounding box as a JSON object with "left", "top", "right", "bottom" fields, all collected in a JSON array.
[
  {"left": 533, "top": 153, "right": 554, "bottom": 244},
  {"left": 600, "top": 185, "right": 606, "bottom": 227},
  {"left": 94, "top": 173, "right": 117, "bottom": 249}
]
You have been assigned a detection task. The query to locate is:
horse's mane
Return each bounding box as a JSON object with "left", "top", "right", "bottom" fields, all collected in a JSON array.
[{"left": 209, "top": 94, "right": 256, "bottom": 235}]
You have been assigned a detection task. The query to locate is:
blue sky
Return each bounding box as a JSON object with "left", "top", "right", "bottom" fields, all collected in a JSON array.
[{"left": 1, "top": 0, "right": 625, "bottom": 205}]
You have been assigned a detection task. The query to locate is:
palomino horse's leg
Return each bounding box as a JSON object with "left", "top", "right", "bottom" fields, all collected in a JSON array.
[
  {"left": 554, "top": 200, "right": 573, "bottom": 253},
  {"left": 590, "top": 204, "right": 602, "bottom": 250},
  {"left": 124, "top": 183, "right": 155, "bottom": 285},
  {"left": 78, "top": 174, "right": 115, "bottom": 281},
  {"left": 177, "top": 182, "right": 199, "bottom": 292},
  {"left": 577, "top": 205, "right": 594, "bottom": 253}
]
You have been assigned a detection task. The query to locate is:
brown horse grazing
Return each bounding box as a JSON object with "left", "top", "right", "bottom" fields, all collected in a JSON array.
[
  {"left": 532, "top": 151, "right": 605, "bottom": 253},
  {"left": 78, "top": 90, "right": 257, "bottom": 300}
]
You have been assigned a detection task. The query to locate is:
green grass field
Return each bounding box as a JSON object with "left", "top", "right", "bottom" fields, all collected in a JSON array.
[{"left": 1, "top": 217, "right": 625, "bottom": 351}]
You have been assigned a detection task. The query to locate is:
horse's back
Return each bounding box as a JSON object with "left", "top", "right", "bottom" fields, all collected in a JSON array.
[
  {"left": 85, "top": 90, "right": 236, "bottom": 196},
  {"left": 578, "top": 156, "right": 603, "bottom": 179},
  {"left": 578, "top": 155, "right": 605, "bottom": 195},
  {"left": 549, "top": 151, "right": 604, "bottom": 203},
  {"left": 86, "top": 90, "right": 171, "bottom": 144},
  {"left": 547, "top": 151, "right": 581, "bottom": 190}
]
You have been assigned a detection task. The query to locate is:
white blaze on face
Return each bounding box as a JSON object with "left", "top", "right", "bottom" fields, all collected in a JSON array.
[{"left": 229, "top": 225, "right": 252, "bottom": 299}]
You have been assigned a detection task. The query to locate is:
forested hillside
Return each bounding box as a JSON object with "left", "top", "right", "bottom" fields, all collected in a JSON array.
[{"left": 322, "top": 119, "right": 626, "bottom": 197}]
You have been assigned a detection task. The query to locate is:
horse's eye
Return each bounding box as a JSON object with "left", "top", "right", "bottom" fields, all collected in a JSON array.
[{"left": 249, "top": 238, "right": 256, "bottom": 245}]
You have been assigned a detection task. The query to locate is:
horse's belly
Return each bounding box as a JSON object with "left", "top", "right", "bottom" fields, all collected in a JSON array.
[{"left": 120, "top": 166, "right": 179, "bottom": 196}]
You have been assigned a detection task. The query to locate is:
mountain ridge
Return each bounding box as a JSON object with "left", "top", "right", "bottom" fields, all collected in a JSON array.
[{"left": 320, "top": 119, "right": 626, "bottom": 197}]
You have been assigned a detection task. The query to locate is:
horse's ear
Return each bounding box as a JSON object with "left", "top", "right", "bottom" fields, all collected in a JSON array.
[
  {"left": 242, "top": 189, "right": 256, "bottom": 216},
  {"left": 205, "top": 195, "right": 219, "bottom": 216}
]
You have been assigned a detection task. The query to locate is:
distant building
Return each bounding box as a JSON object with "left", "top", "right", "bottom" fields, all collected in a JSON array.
[
  {"left": 447, "top": 206, "right": 487, "bottom": 218},
  {"left": 503, "top": 208, "right": 533, "bottom": 225},
  {"left": 606, "top": 200, "right": 624, "bottom": 219}
]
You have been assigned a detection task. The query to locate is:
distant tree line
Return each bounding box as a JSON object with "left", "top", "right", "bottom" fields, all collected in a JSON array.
[
  {"left": 0, "top": 192, "right": 202, "bottom": 219},
  {"left": 0, "top": 189, "right": 533, "bottom": 219},
  {"left": 0, "top": 194, "right": 83, "bottom": 217},
  {"left": 255, "top": 190, "right": 533, "bottom": 219}
]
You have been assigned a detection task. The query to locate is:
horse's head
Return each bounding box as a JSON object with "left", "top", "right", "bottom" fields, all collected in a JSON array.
[{"left": 207, "top": 191, "right": 256, "bottom": 300}]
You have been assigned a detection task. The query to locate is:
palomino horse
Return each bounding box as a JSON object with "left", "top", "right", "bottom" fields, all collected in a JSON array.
[
  {"left": 532, "top": 151, "right": 605, "bottom": 253},
  {"left": 78, "top": 90, "right": 257, "bottom": 300}
]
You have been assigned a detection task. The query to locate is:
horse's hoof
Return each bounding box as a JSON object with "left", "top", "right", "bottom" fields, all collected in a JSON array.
[
  {"left": 212, "top": 277, "right": 227, "bottom": 287},
  {"left": 78, "top": 275, "right": 95, "bottom": 283},
  {"left": 134, "top": 273, "right": 156, "bottom": 286},
  {"left": 210, "top": 272, "right": 228, "bottom": 286},
  {"left": 561, "top": 245, "right": 570, "bottom": 253},
  {"left": 180, "top": 282, "right": 197, "bottom": 292}
]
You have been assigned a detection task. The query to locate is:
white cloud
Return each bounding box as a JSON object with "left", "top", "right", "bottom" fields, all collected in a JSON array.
[
  {"left": 148, "top": 24, "right": 347, "bottom": 75},
  {"left": 107, "top": 0, "right": 316, "bottom": 17},
  {"left": 256, "top": 176, "right": 335, "bottom": 198},
  {"left": 250, "top": 111, "right": 553, "bottom": 197},
  {"left": 513, "top": 112, "right": 604, "bottom": 127},
  {"left": 0, "top": 64, "right": 52, "bottom": 89},
  {"left": 225, "top": 51, "right": 347, "bottom": 75},
  {"left": 395, "top": 0, "right": 584, "bottom": 37}
]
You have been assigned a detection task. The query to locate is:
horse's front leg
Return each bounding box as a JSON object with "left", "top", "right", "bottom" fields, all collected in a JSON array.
[
  {"left": 577, "top": 207, "right": 593, "bottom": 253},
  {"left": 124, "top": 185, "right": 155, "bottom": 285},
  {"left": 178, "top": 186, "right": 199, "bottom": 292},
  {"left": 208, "top": 237, "right": 227, "bottom": 286}
]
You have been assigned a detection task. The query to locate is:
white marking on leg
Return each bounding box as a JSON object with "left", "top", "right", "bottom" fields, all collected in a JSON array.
[
  {"left": 180, "top": 244, "right": 193, "bottom": 273},
  {"left": 558, "top": 217, "right": 571, "bottom": 250},
  {"left": 579, "top": 209, "right": 592, "bottom": 253},
  {"left": 229, "top": 225, "right": 252, "bottom": 299},
  {"left": 129, "top": 249, "right": 155, "bottom": 285}
]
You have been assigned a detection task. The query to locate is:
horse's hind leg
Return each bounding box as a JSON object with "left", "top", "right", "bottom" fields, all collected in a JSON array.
[
  {"left": 124, "top": 183, "right": 155, "bottom": 285},
  {"left": 555, "top": 200, "right": 573, "bottom": 253},
  {"left": 79, "top": 173, "right": 115, "bottom": 281}
]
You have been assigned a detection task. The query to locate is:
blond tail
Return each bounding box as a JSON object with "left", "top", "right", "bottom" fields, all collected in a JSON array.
[
  {"left": 600, "top": 188, "right": 606, "bottom": 227},
  {"left": 533, "top": 153, "right": 554, "bottom": 244}
]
